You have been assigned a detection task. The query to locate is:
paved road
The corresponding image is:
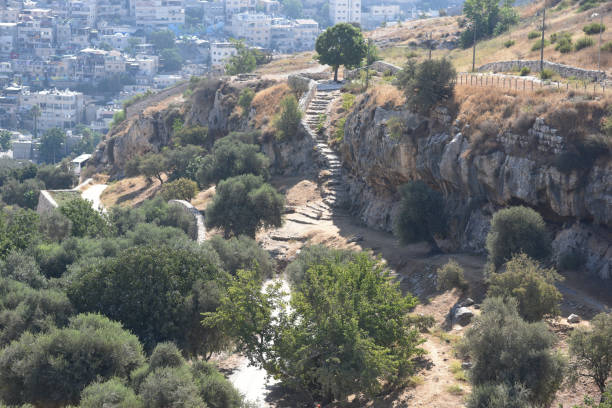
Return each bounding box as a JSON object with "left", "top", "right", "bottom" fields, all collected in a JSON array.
[{"left": 81, "top": 184, "right": 108, "bottom": 212}]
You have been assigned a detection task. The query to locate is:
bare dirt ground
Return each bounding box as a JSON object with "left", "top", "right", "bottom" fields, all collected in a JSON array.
[
  {"left": 100, "top": 175, "right": 165, "bottom": 208},
  {"left": 252, "top": 174, "right": 612, "bottom": 408}
]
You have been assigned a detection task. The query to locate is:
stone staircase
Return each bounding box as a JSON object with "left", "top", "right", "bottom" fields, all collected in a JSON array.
[{"left": 303, "top": 84, "right": 348, "bottom": 209}]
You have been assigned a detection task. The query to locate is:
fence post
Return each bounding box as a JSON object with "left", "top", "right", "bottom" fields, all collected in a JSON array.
[
  {"left": 523, "top": 79, "right": 525, "bottom": 91},
  {"left": 532, "top": 80, "right": 534, "bottom": 91}
]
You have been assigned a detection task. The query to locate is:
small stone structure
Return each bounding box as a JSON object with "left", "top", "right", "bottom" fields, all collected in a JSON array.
[
  {"left": 345, "top": 60, "right": 402, "bottom": 80},
  {"left": 478, "top": 60, "right": 605, "bottom": 81},
  {"left": 168, "top": 199, "right": 206, "bottom": 243}
]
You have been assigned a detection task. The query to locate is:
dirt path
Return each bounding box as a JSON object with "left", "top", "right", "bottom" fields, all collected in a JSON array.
[{"left": 81, "top": 183, "right": 108, "bottom": 212}]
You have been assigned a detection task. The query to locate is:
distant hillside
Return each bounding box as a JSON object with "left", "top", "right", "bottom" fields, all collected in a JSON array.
[{"left": 372, "top": 0, "right": 611, "bottom": 76}]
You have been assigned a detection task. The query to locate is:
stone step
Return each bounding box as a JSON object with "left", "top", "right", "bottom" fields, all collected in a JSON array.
[
  {"left": 306, "top": 202, "right": 331, "bottom": 213},
  {"left": 285, "top": 216, "right": 317, "bottom": 225}
]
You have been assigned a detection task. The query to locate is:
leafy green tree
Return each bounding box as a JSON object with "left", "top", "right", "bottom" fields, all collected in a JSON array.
[
  {"left": 160, "top": 48, "right": 183, "bottom": 72},
  {"left": 148, "top": 29, "right": 176, "bottom": 50},
  {"left": 0, "top": 251, "right": 46, "bottom": 288},
  {"left": 39, "top": 209, "right": 72, "bottom": 241},
  {"left": 569, "top": 312, "right": 612, "bottom": 394},
  {"left": 460, "top": 0, "right": 517, "bottom": 47},
  {"left": 225, "top": 40, "right": 257, "bottom": 75},
  {"left": 196, "top": 135, "right": 269, "bottom": 187},
  {"left": 0, "top": 313, "right": 145, "bottom": 407},
  {"left": 0, "top": 207, "right": 40, "bottom": 258},
  {"left": 393, "top": 180, "right": 447, "bottom": 246},
  {"left": 0, "top": 130, "right": 10, "bottom": 151},
  {"left": 39, "top": 128, "right": 66, "bottom": 164},
  {"left": 59, "top": 197, "right": 112, "bottom": 238},
  {"left": 159, "top": 178, "right": 198, "bottom": 201},
  {"left": 274, "top": 94, "right": 302, "bottom": 140},
  {"left": 488, "top": 253, "right": 562, "bottom": 321},
  {"left": 36, "top": 162, "right": 76, "bottom": 189},
  {"left": 395, "top": 58, "right": 456, "bottom": 113},
  {"left": 139, "top": 152, "right": 167, "bottom": 184},
  {"left": 0, "top": 177, "right": 44, "bottom": 209},
  {"left": 206, "top": 235, "right": 275, "bottom": 280},
  {"left": 205, "top": 174, "right": 284, "bottom": 238},
  {"left": 163, "top": 144, "right": 205, "bottom": 180},
  {"left": 67, "top": 245, "right": 227, "bottom": 355},
  {"left": 459, "top": 297, "right": 566, "bottom": 407},
  {"left": 285, "top": 244, "right": 355, "bottom": 286},
  {"left": 486, "top": 206, "right": 551, "bottom": 268},
  {"left": 173, "top": 125, "right": 209, "bottom": 146},
  {"left": 315, "top": 23, "right": 367, "bottom": 82},
  {"left": 238, "top": 87, "right": 255, "bottom": 116},
  {"left": 79, "top": 378, "right": 143, "bottom": 408},
  {"left": 30, "top": 105, "right": 41, "bottom": 138},
  {"left": 0, "top": 277, "right": 73, "bottom": 346},
  {"left": 205, "top": 253, "right": 425, "bottom": 403}
]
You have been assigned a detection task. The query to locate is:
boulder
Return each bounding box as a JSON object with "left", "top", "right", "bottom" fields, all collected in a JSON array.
[
  {"left": 567, "top": 314, "right": 581, "bottom": 324},
  {"left": 454, "top": 307, "right": 474, "bottom": 326}
]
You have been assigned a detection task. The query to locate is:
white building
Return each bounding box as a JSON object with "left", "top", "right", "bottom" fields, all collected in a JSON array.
[
  {"left": 0, "top": 8, "right": 19, "bottom": 23},
  {"left": 210, "top": 42, "right": 237, "bottom": 69},
  {"left": 230, "top": 12, "right": 271, "bottom": 47},
  {"left": 134, "top": 0, "right": 185, "bottom": 28},
  {"left": 224, "top": 0, "right": 255, "bottom": 20},
  {"left": 362, "top": 4, "right": 400, "bottom": 29},
  {"left": 20, "top": 89, "right": 84, "bottom": 131},
  {"left": 329, "top": 0, "right": 361, "bottom": 25},
  {"left": 294, "top": 19, "right": 318, "bottom": 51},
  {"left": 0, "top": 23, "right": 16, "bottom": 56}
]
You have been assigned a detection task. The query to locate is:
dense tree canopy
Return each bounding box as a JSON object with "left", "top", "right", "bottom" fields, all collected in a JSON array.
[
  {"left": 39, "top": 128, "right": 66, "bottom": 164},
  {"left": 315, "top": 23, "right": 367, "bottom": 82},
  {"left": 395, "top": 58, "right": 456, "bottom": 113},
  {"left": 205, "top": 251, "right": 425, "bottom": 403},
  {"left": 225, "top": 40, "right": 257, "bottom": 75},
  {"left": 205, "top": 174, "right": 283, "bottom": 238}
]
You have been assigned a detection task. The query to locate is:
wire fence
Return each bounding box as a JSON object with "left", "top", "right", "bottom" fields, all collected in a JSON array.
[{"left": 455, "top": 73, "right": 612, "bottom": 96}]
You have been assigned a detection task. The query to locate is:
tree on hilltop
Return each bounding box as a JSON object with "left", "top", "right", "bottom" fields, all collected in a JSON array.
[{"left": 315, "top": 23, "right": 367, "bottom": 82}]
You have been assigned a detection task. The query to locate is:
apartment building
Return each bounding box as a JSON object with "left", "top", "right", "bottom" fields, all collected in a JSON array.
[
  {"left": 134, "top": 0, "right": 185, "bottom": 28},
  {"left": 68, "top": 0, "right": 97, "bottom": 27},
  {"left": 210, "top": 41, "right": 237, "bottom": 68},
  {"left": 362, "top": 4, "right": 399, "bottom": 29},
  {"left": 329, "top": 0, "right": 361, "bottom": 25},
  {"left": 17, "top": 17, "right": 55, "bottom": 56},
  {"left": 224, "top": 0, "right": 255, "bottom": 20},
  {"left": 293, "top": 19, "right": 318, "bottom": 51},
  {"left": 20, "top": 88, "right": 84, "bottom": 131},
  {"left": 230, "top": 12, "right": 271, "bottom": 47},
  {"left": 270, "top": 17, "right": 318, "bottom": 52},
  {"left": 202, "top": 1, "right": 224, "bottom": 25},
  {"left": 0, "top": 23, "right": 16, "bottom": 56},
  {"left": 0, "top": 8, "right": 18, "bottom": 23}
]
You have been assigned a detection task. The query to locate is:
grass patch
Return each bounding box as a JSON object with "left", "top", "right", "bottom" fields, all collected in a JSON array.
[
  {"left": 528, "top": 30, "right": 541, "bottom": 39},
  {"left": 531, "top": 39, "right": 550, "bottom": 51},
  {"left": 503, "top": 39, "right": 515, "bottom": 48},
  {"left": 341, "top": 93, "right": 356, "bottom": 110},
  {"left": 446, "top": 384, "right": 465, "bottom": 395},
  {"left": 407, "top": 375, "right": 425, "bottom": 387},
  {"left": 574, "top": 36, "right": 595, "bottom": 51},
  {"left": 540, "top": 68, "right": 555, "bottom": 80},
  {"left": 450, "top": 360, "right": 468, "bottom": 382},
  {"left": 432, "top": 328, "right": 461, "bottom": 345},
  {"left": 49, "top": 190, "right": 81, "bottom": 206},
  {"left": 583, "top": 22, "right": 605, "bottom": 35}
]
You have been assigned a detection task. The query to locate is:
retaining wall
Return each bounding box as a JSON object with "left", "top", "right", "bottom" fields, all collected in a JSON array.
[
  {"left": 125, "top": 82, "right": 190, "bottom": 118},
  {"left": 168, "top": 199, "right": 206, "bottom": 243},
  {"left": 345, "top": 61, "right": 402, "bottom": 80},
  {"left": 478, "top": 60, "right": 605, "bottom": 81}
]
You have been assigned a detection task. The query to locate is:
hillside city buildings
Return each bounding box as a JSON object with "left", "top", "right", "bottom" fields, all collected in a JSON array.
[{"left": 0, "top": 0, "right": 448, "bottom": 161}]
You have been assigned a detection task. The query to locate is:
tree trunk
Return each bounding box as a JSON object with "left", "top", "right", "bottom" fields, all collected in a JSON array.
[{"left": 333, "top": 66, "right": 339, "bottom": 82}]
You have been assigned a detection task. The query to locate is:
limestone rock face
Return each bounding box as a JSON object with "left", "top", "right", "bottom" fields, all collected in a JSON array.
[{"left": 342, "top": 92, "right": 612, "bottom": 277}]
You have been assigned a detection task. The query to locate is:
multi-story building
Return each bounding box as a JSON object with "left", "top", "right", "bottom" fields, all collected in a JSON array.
[
  {"left": 202, "top": 1, "right": 224, "bottom": 25},
  {"left": 329, "top": 0, "right": 361, "bottom": 25},
  {"left": 134, "top": 0, "right": 185, "bottom": 28},
  {"left": 0, "top": 8, "right": 19, "bottom": 23},
  {"left": 68, "top": 0, "right": 97, "bottom": 27},
  {"left": 224, "top": 0, "right": 255, "bottom": 21},
  {"left": 293, "top": 19, "right": 318, "bottom": 51},
  {"left": 17, "top": 17, "right": 55, "bottom": 57},
  {"left": 210, "top": 41, "right": 237, "bottom": 69},
  {"left": 270, "top": 17, "right": 318, "bottom": 53},
  {"left": 0, "top": 23, "right": 17, "bottom": 56},
  {"left": 362, "top": 4, "right": 399, "bottom": 29},
  {"left": 20, "top": 88, "right": 84, "bottom": 131},
  {"left": 104, "top": 51, "right": 126, "bottom": 75},
  {"left": 230, "top": 12, "right": 271, "bottom": 47}
]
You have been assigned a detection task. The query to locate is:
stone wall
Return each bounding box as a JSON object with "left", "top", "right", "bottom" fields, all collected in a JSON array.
[
  {"left": 478, "top": 60, "right": 605, "bottom": 81},
  {"left": 168, "top": 199, "right": 206, "bottom": 243},
  {"left": 125, "top": 82, "right": 190, "bottom": 118},
  {"left": 36, "top": 190, "right": 58, "bottom": 213},
  {"left": 345, "top": 61, "right": 402, "bottom": 80}
]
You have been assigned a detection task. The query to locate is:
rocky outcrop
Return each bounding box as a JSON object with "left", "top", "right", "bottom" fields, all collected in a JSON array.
[{"left": 341, "top": 93, "right": 611, "bottom": 278}]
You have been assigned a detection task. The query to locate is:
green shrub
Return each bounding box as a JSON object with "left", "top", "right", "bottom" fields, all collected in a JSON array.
[
  {"left": 583, "top": 22, "right": 606, "bottom": 35},
  {"left": 556, "top": 37, "right": 573, "bottom": 53},
  {"left": 159, "top": 178, "right": 198, "bottom": 201},
  {"left": 59, "top": 197, "right": 113, "bottom": 238},
  {"left": 195, "top": 134, "right": 269, "bottom": 187},
  {"left": 531, "top": 39, "right": 549, "bottom": 51},
  {"left": 486, "top": 206, "right": 551, "bottom": 268},
  {"left": 205, "top": 174, "right": 284, "bottom": 238},
  {"left": 387, "top": 116, "right": 406, "bottom": 140},
  {"left": 393, "top": 180, "right": 447, "bottom": 245},
  {"left": 172, "top": 125, "right": 209, "bottom": 146},
  {"left": 206, "top": 234, "right": 274, "bottom": 280},
  {"left": 467, "top": 383, "right": 532, "bottom": 408},
  {"left": 395, "top": 58, "right": 456, "bottom": 113},
  {"left": 436, "top": 259, "right": 468, "bottom": 291},
  {"left": 528, "top": 30, "right": 541, "bottom": 39},
  {"left": 519, "top": 66, "right": 531, "bottom": 76},
  {"left": 503, "top": 39, "right": 515, "bottom": 48},
  {"left": 575, "top": 36, "right": 595, "bottom": 51},
  {"left": 488, "top": 253, "right": 563, "bottom": 321},
  {"left": 285, "top": 244, "right": 356, "bottom": 287},
  {"left": 602, "top": 41, "right": 612, "bottom": 52},
  {"left": 0, "top": 314, "right": 145, "bottom": 407},
  {"left": 238, "top": 87, "right": 255, "bottom": 116},
  {"left": 334, "top": 116, "right": 346, "bottom": 142},
  {"left": 341, "top": 93, "right": 356, "bottom": 110},
  {"left": 459, "top": 297, "right": 565, "bottom": 407},
  {"left": 79, "top": 378, "right": 143, "bottom": 408},
  {"left": 274, "top": 94, "right": 302, "bottom": 140},
  {"left": 540, "top": 68, "right": 555, "bottom": 79}
]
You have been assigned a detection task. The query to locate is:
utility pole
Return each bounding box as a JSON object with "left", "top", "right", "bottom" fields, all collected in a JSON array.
[
  {"left": 427, "top": 32, "right": 433, "bottom": 59},
  {"left": 472, "top": 21, "right": 477, "bottom": 72},
  {"left": 365, "top": 38, "right": 372, "bottom": 90},
  {"left": 540, "top": 1, "right": 546, "bottom": 73}
]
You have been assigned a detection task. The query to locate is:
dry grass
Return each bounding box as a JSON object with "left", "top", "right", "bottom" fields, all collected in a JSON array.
[
  {"left": 255, "top": 52, "right": 318, "bottom": 75},
  {"left": 362, "top": 83, "right": 406, "bottom": 109},
  {"left": 190, "top": 186, "right": 216, "bottom": 211},
  {"left": 251, "top": 82, "right": 292, "bottom": 130},
  {"left": 453, "top": 85, "right": 611, "bottom": 155},
  {"left": 100, "top": 175, "right": 164, "bottom": 208},
  {"left": 377, "top": 2, "right": 612, "bottom": 75}
]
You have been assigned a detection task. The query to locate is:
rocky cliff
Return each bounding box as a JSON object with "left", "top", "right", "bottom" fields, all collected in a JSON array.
[{"left": 341, "top": 90, "right": 611, "bottom": 279}]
